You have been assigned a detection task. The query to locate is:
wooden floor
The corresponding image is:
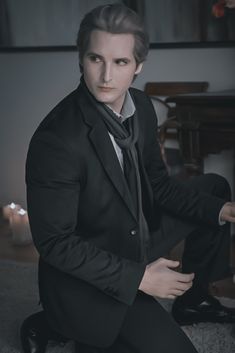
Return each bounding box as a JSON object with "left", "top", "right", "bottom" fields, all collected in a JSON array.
[{"left": 0, "top": 211, "right": 235, "bottom": 299}]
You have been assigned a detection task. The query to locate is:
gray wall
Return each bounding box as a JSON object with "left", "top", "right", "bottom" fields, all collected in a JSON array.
[{"left": 0, "top": 46, "right": 235, "bottom": 208}]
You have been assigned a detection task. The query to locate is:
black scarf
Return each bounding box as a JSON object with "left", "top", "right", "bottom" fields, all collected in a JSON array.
[{"left": 81, "top": 77, "right": 149, "bottom": 262}]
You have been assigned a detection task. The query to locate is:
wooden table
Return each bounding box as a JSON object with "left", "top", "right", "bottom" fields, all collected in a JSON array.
[{"left": 166, "top": 90, "right": 235, "bottom": 174}]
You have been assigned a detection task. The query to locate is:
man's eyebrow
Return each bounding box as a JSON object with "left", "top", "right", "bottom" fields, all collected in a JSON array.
[
  {"left": 86, "top": 52, "right": 103, "bottom": 58},
  {"left": 86, "top": 52, "right": 131, "bottom": 61},
  {"left": 115, "top": 57, "right": 131, "bottom": 61}
]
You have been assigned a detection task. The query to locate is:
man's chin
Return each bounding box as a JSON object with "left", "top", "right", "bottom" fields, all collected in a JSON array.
[{"left": 93, "top": 93, "right": 113, "bottom": 105}]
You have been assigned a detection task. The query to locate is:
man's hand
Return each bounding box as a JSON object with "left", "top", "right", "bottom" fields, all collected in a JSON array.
[
  {"left": 139, "top": 257, "right": 194, "bottom": 299},
  {"left": 220, "top": 202, "right": 235, "bottom": 223}
]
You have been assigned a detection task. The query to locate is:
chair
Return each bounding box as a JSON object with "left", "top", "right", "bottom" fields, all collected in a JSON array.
[
  {"left": 144, "top": 81, "right": 209, "bottom": 177},
  {"left": 144, "top": 81, "right": 209, "bottom": 261}
]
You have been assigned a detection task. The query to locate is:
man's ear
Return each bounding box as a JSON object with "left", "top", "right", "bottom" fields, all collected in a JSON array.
[{"left": 135, "top": 62, "right": 143, "bottom": 75}]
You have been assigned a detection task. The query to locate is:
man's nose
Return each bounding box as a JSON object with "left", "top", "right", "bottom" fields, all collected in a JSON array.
[{"left": 102, "top": 63, "right": 112, "bottom": 83}]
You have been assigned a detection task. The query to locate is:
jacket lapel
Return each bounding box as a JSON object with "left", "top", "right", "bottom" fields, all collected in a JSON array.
[{"left": 77, "top": 89, "right": 138, "bottom": 221}]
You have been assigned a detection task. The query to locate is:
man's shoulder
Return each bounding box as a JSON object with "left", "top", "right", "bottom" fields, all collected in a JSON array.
[
  {"left": 129, "top": 87, "right": 156, "bottom": 119},
  {"left": 40, "top": 88, "right": 80, "bottom": 127},
  {"left": 129, "top": 87, "right": 149, "bottom": 101},
  {"left": 34, "top": 86, "right": 88, "bottom": 136},
  {"left": 30, "top": 86, "right": 88, "bottom": 151},
  {"left": 129, "top": 87, "right": 154, "bottom": 109}
]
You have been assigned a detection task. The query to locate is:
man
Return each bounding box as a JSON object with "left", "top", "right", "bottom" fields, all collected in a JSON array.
[{"left": 23, "top": 4, "right": 235, "bottom": 353}]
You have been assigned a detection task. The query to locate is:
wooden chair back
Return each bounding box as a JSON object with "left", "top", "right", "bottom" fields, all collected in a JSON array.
[
  {"left": 144, "top": 81, "right": 209, "bottom": 176},
  {"left": 144, "top": 81, "right": 209, "bottom": 97}
]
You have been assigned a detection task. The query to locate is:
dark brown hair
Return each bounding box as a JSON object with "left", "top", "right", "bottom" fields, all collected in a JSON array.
[{"left": 77, "top": 3, "right": 149, "bottom": 70}]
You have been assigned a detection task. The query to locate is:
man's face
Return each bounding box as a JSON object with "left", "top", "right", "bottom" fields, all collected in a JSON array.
[{"left": 82, "top": 30, "right": 143, "bottom": 113}]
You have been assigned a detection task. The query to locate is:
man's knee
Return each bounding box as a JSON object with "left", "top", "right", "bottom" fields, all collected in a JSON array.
[
  {"left": 204, "top": 173, "right": 231, "bottom": 200},
  {"left": 189, "top": 173, "right": 231, "bottom": 201}
]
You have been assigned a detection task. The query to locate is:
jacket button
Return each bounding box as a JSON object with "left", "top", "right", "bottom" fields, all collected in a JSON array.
[{"left": 130, "top": 229, "right": 137, "bottom": 236}]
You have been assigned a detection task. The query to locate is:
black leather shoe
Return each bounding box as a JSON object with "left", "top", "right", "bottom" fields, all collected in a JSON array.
[
  {"left": 172, "top": 295, "right": 235, "bottom": 326},
  {"left": 20, "top": 311, "right": 68, "bottom": 353}
]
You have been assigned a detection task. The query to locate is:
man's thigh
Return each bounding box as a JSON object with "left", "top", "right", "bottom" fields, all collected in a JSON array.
[
  {"left": 147, "top": 173, "right": 230, "bottom": 262},
  {"left": 184, "top": 173, "right": 231, "bottom": 200},
  {"left": 148, "top": 212, "right": 196, "bottom": 263}
]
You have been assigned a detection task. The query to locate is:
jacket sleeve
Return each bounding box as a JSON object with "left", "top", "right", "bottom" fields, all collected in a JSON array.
[
  {"left": 26, "top": 130, "right": 145, "bottom": 306},
  {"left": 142, "top": 95, "right": 225, "bottom": 226}
]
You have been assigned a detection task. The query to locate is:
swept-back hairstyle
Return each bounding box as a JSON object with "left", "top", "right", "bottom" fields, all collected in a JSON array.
[{"left": 77, "top": 3, "right": 149, "bottom": 70}]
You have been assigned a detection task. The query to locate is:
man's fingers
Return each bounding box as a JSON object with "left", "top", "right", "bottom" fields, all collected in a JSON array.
[
  {"left": 175, "top": 280, "right": 193, "bottom": 291},
  {"left": 142, "top": 258, "right": 195, "bottom": 299},
  {"left": 164, "top": 259, "right": 194, "bottom": 283},
  {"left": 165, "top": 259, "right": 180, "bottom": 268},
  {"left": 225, "top": 216, "right": 235, "bottom": 223},
  {"left": 171, "top": 289, "right": 186, "bottom": 296},
  {"left": 169, "top": 281, "right": 193, "bottom": 297},
  {"left": 220, "top": 202, "right": 235, "bottom": 223},
  {"left": 176, "top": 282, "right": 193, "bottom": 294},
  {"left": 166, "top": 294, "right": 177, "bottom": 299},
  {"left": 174, "top": 271, "right": 194, "bottom": 283}
]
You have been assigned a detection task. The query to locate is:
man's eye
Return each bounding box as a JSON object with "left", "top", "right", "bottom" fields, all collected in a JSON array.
[
  {"left": 89, "top": 56, "right": 101, "bottom": 63},
  {"left": 116, "top": 59, "right": 128, "bottom": 66}
]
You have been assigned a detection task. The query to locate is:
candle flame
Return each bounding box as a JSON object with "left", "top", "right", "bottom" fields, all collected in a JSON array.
[
  {"left": 9, "top": 202, "right": 16, "bottom": 209},
  {"left": 17, "top": 208, "right": 27, "bottom": 216}
]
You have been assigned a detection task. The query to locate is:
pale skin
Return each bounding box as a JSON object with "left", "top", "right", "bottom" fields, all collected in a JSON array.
[
  {"left": 81, "top": 29, "right": 235, "bottom": 299},
  {"left": 82, "top": 30, "right": 143, "bottom": 113}
]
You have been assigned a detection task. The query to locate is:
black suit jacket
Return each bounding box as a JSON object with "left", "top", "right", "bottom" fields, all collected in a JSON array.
[{"left": 26, "top": 84, "right": 225, "bottom": 347}]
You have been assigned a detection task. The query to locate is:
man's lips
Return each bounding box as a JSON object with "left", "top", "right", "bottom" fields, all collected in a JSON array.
[{"left": 98, "top": 86, "right": 114, "bottom": 91}]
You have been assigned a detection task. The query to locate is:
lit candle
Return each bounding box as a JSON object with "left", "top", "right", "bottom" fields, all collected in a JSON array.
[
  {"left": 10, "top": 208, "right": 32, "bottom": 245},
  {"left": 3, "top": 202, "right": 21, "bottom": 221}
]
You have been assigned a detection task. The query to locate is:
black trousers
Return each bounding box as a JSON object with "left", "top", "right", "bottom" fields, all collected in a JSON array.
[
  {"left": 78, "top": 292, "right": 198, "bottom": 353},
  {"left": 78, "top": 174, "right": 231, "bottom": 353}
]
